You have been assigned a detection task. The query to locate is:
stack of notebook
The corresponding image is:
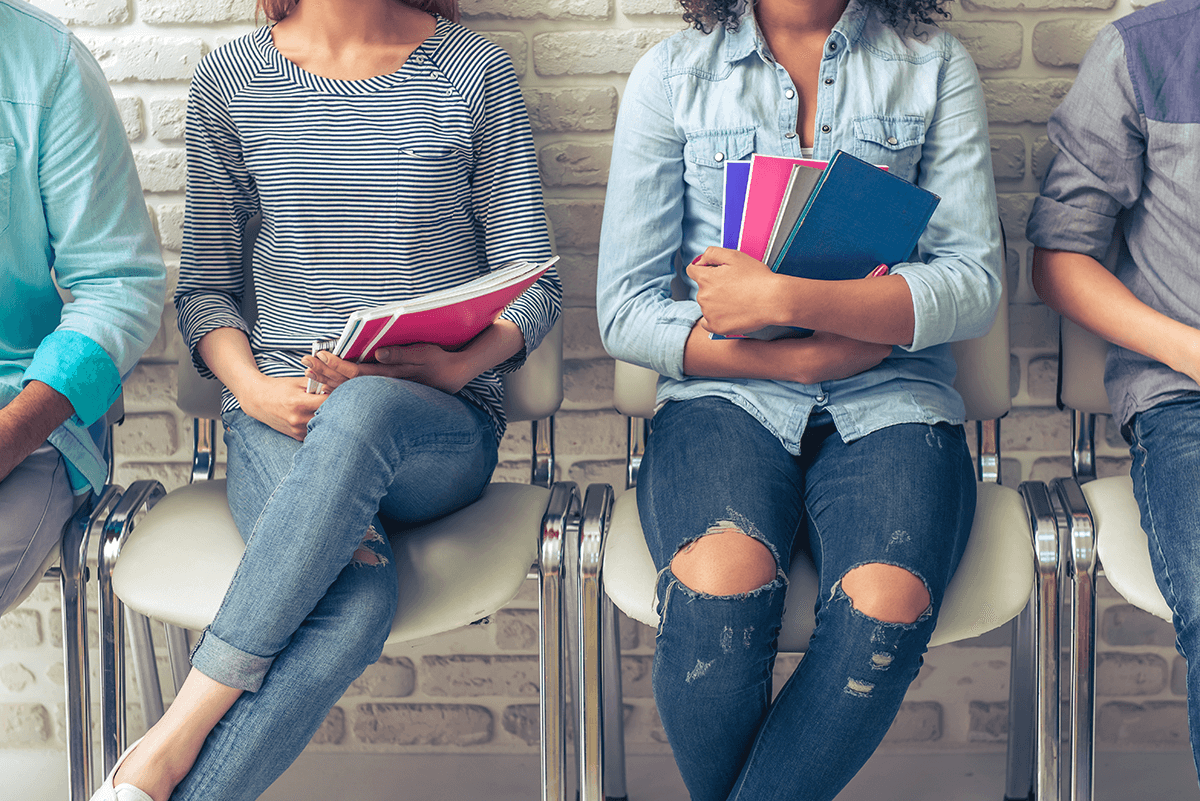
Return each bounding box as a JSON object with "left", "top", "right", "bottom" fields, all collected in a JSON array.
[{"left": 715, "top": 150, "right": 940, "bottom": 339}]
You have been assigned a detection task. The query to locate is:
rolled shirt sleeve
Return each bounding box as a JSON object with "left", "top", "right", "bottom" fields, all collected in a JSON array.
[
  {"left": 597, "top": 46, "right": 703, "bottom": 381},
  {"left": 892, "top": 34, "right": 1003, "bottom": 354},
  {"left": 1025, "top": 25, "right": 1143, "bottom": 259},
  {"left": 21, "top": 33, "right": 165, "bottom": 426}
]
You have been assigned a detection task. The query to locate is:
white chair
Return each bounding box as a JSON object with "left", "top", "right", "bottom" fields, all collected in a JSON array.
[
  {"left": 576, "top": 265, "right": 1064, "bottom": 801},
  {"left": 96, "top": 321, "right": 576, "bottom": 799},
  {"left": 1052, "top": 311, "right": 1172, "bottom": 801},
  {"left": 0, "top": 399, "right": 125, "bottom": 800}
]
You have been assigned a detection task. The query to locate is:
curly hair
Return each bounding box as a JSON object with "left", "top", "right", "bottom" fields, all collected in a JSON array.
[{"left": 680, "top": 0, "right": 948, "bottom": 33}]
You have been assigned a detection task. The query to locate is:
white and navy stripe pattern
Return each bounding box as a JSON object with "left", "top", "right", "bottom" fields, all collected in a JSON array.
[{"left": 175, "top": 17, "right": 561, "bottom": 438}]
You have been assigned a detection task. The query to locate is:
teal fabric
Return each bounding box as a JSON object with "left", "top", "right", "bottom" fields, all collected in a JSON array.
[{"left": 1, "top": 0, "right": 166, "bottom": 493}]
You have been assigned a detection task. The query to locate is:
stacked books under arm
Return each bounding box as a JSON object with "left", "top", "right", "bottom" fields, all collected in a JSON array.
[{"left": 717, "top": 150, "right": 940, "bottom": 340}]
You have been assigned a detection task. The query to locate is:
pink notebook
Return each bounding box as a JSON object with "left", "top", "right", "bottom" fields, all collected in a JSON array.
[
  {"left": 737, "top": 155, "right": 828, "bottom": 261},
  {"left": 306, "top": 257, "right": 558, "bottom": 393}
]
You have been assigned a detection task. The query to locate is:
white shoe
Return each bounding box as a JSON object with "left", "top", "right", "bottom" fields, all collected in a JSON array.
[{"left": 89, "top": 737, "right": 154, "bottom": 801}]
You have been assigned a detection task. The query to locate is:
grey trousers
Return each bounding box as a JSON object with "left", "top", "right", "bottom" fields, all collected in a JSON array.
[{"left": 0, "top": 443, "right": 76, "bottom": 614}]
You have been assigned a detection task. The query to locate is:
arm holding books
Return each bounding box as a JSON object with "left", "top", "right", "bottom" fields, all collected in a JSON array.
[
  {"left": 301, "top": 318, "right": 528, "bottom": 395},
  {"left": 687, "top": 247, "right": 916, "bottom": 345},
  {"left": 598, "top": 48, "right": 887, "bottom": 386}
]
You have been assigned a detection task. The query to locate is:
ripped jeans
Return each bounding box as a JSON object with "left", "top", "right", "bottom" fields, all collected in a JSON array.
[
  {"left": 639, "top": 398, "right": 974, "bottom": 801},
  {"left": 175, "top": 376, "right": 498, "bottom": 801}
]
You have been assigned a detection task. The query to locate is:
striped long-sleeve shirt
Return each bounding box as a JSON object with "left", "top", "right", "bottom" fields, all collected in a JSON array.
[{"left": 175, "top": 17, "right": 561, "bottom": 440}]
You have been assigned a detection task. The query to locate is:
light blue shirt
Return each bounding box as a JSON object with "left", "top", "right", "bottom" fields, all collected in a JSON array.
[
  {"left": 597, "top": 1, "right": 1002, "bottom": 452},
  {"left": 1, "top": 0, "right": 166, "bottom": 493},
  {"left": 1026, "top": 0, "right": 1200, "bottom": 426}
]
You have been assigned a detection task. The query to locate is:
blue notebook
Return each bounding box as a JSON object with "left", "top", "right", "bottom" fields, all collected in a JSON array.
[
  {"left": 720, "top": 161, "right": 752, "bottom": 249},
  {"left": 770, "top": 150, "right": 940, "bottom": 280}
]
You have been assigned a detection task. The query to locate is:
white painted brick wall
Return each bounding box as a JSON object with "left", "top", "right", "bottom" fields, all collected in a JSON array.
[{"left": 2, "top": 0, "right": 1183, "bottom": 780}]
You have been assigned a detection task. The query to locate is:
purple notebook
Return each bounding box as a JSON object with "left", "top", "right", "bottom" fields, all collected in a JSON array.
[{"left": 720, "top": 161, "right": 751, "bottom": 249}]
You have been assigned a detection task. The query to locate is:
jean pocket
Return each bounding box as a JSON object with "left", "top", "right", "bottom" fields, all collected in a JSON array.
[
  {"left": 0, "top": 138, "right": 14, "bottom": 235},
  {"left": 683, "top": 127, "right": 756, "bottom": 207},
  {"left": 848, "top": 115, "right": 925, "bottom": 180}
]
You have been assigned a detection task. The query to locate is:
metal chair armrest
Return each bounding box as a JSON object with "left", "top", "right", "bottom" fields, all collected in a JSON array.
[{"left": 578, "top": 483, "right": 615, "bottom": 801}]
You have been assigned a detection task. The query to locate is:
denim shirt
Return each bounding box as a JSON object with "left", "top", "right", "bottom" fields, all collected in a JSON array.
[
  {"left": 1026, "top": 0, "right": 1200, "bottom": 426},
  {"left": 1, "top": 0, "right": 165, "bottom": 493},
  {"left": 597, "top": 1, "right": 1002, "bottom": 453}
]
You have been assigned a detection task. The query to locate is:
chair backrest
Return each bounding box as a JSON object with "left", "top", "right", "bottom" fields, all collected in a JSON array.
[{"left": 615, "top": 260, "right": 1013, "bottom": 424}]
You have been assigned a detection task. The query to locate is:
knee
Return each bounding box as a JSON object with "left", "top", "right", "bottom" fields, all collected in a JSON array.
[
  {"left": 670, "top": 525, "right": 777, "bottom": 596},
  {"left": 840, "top": 563, "right": 930, "bottom": 625}
]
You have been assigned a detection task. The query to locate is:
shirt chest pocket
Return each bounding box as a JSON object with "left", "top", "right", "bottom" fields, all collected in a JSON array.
[
  {"left": 0, "top": 138, "right": 14, "bottom": 236},
  {"left": 684, "top": 128, "right": 756, "bottom": 208},
  {"left": 848, "top": 116, "right": 926, "bottom": 182}
]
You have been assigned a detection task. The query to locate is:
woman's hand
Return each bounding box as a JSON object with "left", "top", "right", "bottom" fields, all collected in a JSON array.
[
  {"left": 235, "top": 375, "right": 328, "bottom": 441},
  {"left": 302, "top": 345, "right": 474, "bottom": 396},
  {"left": 686, "top": 247, "right": 790, "bottom": 336}
]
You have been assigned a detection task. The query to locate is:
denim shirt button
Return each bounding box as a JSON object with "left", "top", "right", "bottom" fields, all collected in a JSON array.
[
  {"left": 828, "top": 41, "right": 837, "bottom": 52},
  {"left": 816, "top": 394, "right": 828, "bottom": 404},
  {"left": 784, "top": 132, "right": 797, "bottom": 139},
  {"left": 824, "top": 78, "right": 834, "bottom": 85},
  {"left": 887, "top": 136, "right": 899, "bottom": 145},
  {"left": 785, "top": 89, "right": 795, "bottom": 99},
  {"left": 714, "top": 151, "right": 725, "bottom": 162},
  {"left": 821, "top": 124, "right": 831, "bottom": 133}
]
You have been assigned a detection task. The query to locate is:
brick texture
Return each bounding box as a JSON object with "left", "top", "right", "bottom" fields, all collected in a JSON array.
[{"left": 3, "top": 0, "right": 1182, "bottom": 775}]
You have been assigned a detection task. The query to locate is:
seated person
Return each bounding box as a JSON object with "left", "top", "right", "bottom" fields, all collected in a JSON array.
[
  {"left": 597, "top": 0, "right": 1002, "bottom": 797},
  {"left": 1027, "top": 0, "right": 1200, "bottom": 785},
  {"left": 0, "top": 0, "right": 166, "bottom": 613}
]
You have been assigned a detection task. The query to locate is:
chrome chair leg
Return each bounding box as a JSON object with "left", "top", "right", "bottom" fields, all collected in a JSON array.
[
  {"left": 540, "top": 482, "right": 578, "bottom": 801},
  {"left": 164, "top": 623, "right": 191, "bottom": 694},
  {"left": 579, "top": 484, "right": 614, "bottom": 801},
  {"left": 1021, "top": 481, "right": 1061, "bottom": 801},
  {"left": 1052, "top": 477, "right": 1097, "bottom": 801},
  {"left": 98, "top": 479, "right": 167, "bottom": 772},
  {"left": 602, "top": 593, "right": 628, "bottom": 801},
  {"left": 1004, "top": 595, "right": 1037, "bottom": 801},
  {"left": 127, "top": 609, "right": 165, "bottom": 727},
  {"left": 59, "top": 485, "right": 120, "bottom": 799}
]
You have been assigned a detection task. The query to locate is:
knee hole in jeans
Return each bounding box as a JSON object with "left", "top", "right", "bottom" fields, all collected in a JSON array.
[
  {"left": 839, "top": 563, "right": 930, "bottom": 625},
  {"left": 670, "top": 525, "right": 777, "bottom": 596},
  {"left": 352, "top": 525, "right": 388, "bottom": 568}
]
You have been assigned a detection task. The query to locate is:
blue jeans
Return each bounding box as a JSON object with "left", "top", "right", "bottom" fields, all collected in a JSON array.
[
  {"left": 173, "top": 376, "right": 498, "bottom": 801},
  {"left": 638, "top": 398, "right": 975, "bottom": 801},
  {"left": 1127, "top": 392, "right": 1200, "bottom": 779}
]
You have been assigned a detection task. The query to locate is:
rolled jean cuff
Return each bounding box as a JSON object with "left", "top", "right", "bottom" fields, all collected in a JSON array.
[{"left": 190, "top": 628, "right": 273, "bottom": 692}]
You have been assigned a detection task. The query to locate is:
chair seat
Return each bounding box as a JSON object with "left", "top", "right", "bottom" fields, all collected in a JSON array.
[
  {"left": 111, "top": 480, "right": 549, "bottom": 642},
  {"left": 603, "top": 481, "right": 1033, "bottom": 650},
  {"left": 1083, "top": 474, "right": 1172, "bottom": 622}
]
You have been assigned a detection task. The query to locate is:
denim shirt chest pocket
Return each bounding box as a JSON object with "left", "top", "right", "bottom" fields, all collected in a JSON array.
[
  {"left": 684, "top": 128, "right": 755, "bottom": 207},
  {"left": 0, "top": 138, "right": 14, "bottom": 235},
  {"left": 847, "top": 116, "right": 925, "bottom": 182}
]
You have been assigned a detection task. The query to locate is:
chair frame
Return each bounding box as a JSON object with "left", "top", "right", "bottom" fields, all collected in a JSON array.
[
  {"left": 576, "top": 230, "right": 1063, "bottom": 800},
  {"left": 578, "top": 411, "right": 1063, "bottom": 801},
  {"left": 0, "top": 402, "right": 125, "bottom": 800},
  {"left": 95, "top": 332, "right": 576, "bottom": 801}
]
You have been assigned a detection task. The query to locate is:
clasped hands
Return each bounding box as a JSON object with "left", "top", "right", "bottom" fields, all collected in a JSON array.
[{"left": 301, "top": 343, "right": 473, "bottom": 396}]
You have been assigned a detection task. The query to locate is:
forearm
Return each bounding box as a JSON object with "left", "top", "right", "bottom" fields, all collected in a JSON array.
[
  {"left": 777, "top": 274, "right": 916, "bottom": 346},
  {"left": 683, "top": 323, "right": 891, "bottom": 384},
  {"left": 1033, "top": 248, "right": 1200, "bottom": 377},
  {"left": 457, "top": 319, "right": 526, "bottom": 380},
  {"left": 0, "top": 382, "right": 76, "bottom": 482},
  {"left": 195, "top": 327, "right": 265, "bottom": 402}
]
